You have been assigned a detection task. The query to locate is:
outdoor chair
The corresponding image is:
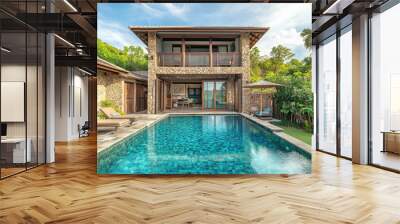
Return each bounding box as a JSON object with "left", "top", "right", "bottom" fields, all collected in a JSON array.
[
  {"left": 100, "top": 107, "right": 136, "bottom": 124},
  {"left": 255, "top": 107, "right": 273, "bottom": 119}
]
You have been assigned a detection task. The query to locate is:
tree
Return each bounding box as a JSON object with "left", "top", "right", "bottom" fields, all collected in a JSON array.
[
  {"left": 250, "top": 47, "right": 262, "bottom": 82},
  {"left": 269, "top": 45, "right": 294, "bottom": 74},
  {"left": 301, "top": 28, "right": 312, "bottom": 50},
  {"left": 97, "top": 39, "right": 148, "bottom": 71},
  {"left": 249, "top": 42, "right": 313, "bottom": 131}
]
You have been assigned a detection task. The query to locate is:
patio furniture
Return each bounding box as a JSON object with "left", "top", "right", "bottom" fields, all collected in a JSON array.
[
  {"left": 381, "top": 131, "right": 400, "bottom": 154},
  {"left": 255, "top": 107, "right": 273, "bottom": 119},
  {"left": 99, "top": 107, "right": 136, "bottom": 124},
  {"left": 177, "top": 98, "right": 191, "bottom": 108},
  {"left": 250, "top": 106, "right": 259, "bottom": 115},
  {"left": 244, "top": 80, "right": 282, "bottom": 118},
  {"left": 97, "top": 119, "right": 130, "bottom": 130}
]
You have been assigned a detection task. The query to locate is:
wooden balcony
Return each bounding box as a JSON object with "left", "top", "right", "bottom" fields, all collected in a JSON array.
[{"left": 158, "top": 52, "right": 241, "bottom": 67}]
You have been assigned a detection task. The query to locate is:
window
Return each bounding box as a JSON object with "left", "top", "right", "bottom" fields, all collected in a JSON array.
[
  {"left": 370, "top": 3, "right": 400, "bottom": 171},
  {"left": 317, "top": 35, "right": 337, "bottom": 154},
  {"left": 340, "top": 26, "right": 352, "bottom": 158}
]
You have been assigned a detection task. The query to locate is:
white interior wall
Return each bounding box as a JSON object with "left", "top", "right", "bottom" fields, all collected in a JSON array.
[{"left": 54, "top": 67, "right": 89, "bottom": 141}]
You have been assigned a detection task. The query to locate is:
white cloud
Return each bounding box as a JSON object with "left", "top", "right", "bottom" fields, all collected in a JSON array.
[
  {"left": 97, "top": 19, "right": 146, "bottom": 50},
  {"left": 133, "top": 3, "right": 188, "bottom": 21},
  {"left": 163, "top": 3, "right": 188, "bottom": 20},
  {"left": 140, "top": 4, "right": 163, "bottom": 17},
  {"left": 256, "top": 28, "right": 304, "bottom": 57}
]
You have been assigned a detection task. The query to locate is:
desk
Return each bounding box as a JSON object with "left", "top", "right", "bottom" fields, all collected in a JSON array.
[
  {"left": 1, "top": 138, "right": 31, "bottom": 163},
  {"left": 382, "top": 131, "right": 400, "bottom": 154}
]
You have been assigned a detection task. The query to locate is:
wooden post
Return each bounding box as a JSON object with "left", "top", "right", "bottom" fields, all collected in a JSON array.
[
  {"left": 133, "top": 80, "right": 137, "bottom": 113},
  {"left": 182, "top": 38, "right": 186, "bottom": 67},
  {"left": 209, "top": 39, "right": 213, "bottom": 67}
]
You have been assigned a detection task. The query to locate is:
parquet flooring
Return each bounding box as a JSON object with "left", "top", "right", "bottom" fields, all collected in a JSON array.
[{"left": 1, "top": 135, "right": 400, "bottom": 223}]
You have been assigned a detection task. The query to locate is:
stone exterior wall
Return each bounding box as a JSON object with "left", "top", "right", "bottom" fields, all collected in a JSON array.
[
  {"left": 97, "top": 70, "right": 124, "bottom": 111},
  {"left": 147, "top": 32, "right": 157, "bottom": 114},
  {"left": 240, "top": 33, "right": 251, "bottom": 113},
  {"left": 147, "top": 32, "right": 252, "bottom": 114}
]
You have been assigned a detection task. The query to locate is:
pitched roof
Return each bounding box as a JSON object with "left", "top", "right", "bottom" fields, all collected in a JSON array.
[
  {"left": 129, "top": 26, "right": 269, "bottom": 48},
  {"left": 97, "top": 57, "right": 148, "bottom": 82},
  {"left": 97, "top": 57, "right": 128, "bottom": 74}
]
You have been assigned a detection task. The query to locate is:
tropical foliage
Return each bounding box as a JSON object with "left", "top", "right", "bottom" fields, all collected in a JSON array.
[
  {"left": 250, "top": 29, "right": 313, "bottom": 131},
  {"left": 97, "top": 39, "right": 148, "bottom": 71}
]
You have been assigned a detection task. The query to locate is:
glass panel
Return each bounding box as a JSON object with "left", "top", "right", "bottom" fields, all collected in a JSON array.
[
  {"left": 204, "top": 81, "right": 214, "bottom": 109},
  {"left": 37, "top": 32, "right": 45, "bottom": 165},
  {"left": 27, "top": 31, "right": 38, "bottom": 169},
  {"left": 1, "top": 31, "right": 27, "bottom": 177},
  {"left": 215, "top": 81, "right": 227, "bottom": 109},
  {"left": 371, "top": 4, "right": 400, "bottom": 171},
  {"left": 340, "top": 27, "right": 352, "bottom": 158},
  {"left": 318, "top": 35, "right": 337, "bottom": 154}
]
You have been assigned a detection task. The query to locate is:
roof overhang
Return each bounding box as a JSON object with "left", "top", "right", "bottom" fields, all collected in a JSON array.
[
  {"left": 130, "top": 26, "right": 269, "bottom": 48},
  {"left": 97, "top": 57, "right": 128, "bottom": 74}
]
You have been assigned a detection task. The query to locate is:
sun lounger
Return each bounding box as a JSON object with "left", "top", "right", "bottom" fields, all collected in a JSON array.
[
  {"left": 99, "top": 107, "right": 137, "bottom": 124},
  {"left": 97, "top": 119, "right": 130, "bottom": 130},
  {"left": 255, "top": 107, "right": 272, "bottom": 119}
]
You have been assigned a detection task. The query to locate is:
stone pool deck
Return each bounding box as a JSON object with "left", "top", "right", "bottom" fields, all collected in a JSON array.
[
  {"left": 97, "top": 112, "right": 312, "bottom": 154},
  {"left": 97, "top": 114, "right": 168, "bottom": 153},
  {"left": 241, "top": 113, "right": 312, "bottom": 153}
]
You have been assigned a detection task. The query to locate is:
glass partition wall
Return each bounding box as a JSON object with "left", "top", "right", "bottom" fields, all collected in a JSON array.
[
  {"left": 316, "top": 25, "right": 353, "bottom": 159},
  {"left": 0, "top": 6, "right": 46, "bottom": 179},
  {"left": 317, "top": 35, "right": 337, "bottom": 155},
  {"left": 370, "top": 3, "right": 400, "bottom": 171}
]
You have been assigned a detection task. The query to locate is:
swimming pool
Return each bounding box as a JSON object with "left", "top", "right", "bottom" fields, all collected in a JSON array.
[{"left": 97, "top": 115, "right": 311, "bottom": 174}]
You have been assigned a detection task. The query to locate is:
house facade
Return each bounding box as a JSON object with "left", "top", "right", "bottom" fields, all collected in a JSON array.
[
  {"left": 130, "top": 26, "right": 268, "bottom": 114},
  {"left": 97, "top": 58, "right": 148, "bottom": 114}
]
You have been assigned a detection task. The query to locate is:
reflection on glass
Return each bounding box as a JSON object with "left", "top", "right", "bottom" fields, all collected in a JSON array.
[
  {"left": 371, "top": 4, "right": 400, "bottom": 171},
  {"left": 27, "top": 32, "right": 38, "bottom": 169},
  {"left": 318, "top": 35, "right": 337, "bottom": 154},
  {"left": 204, "top": 81, "right": 214, "bottom": 109},
  {"left": 215, "top": 81, "right": 227, "bottom": 109},
  {"left": 340, "top": 27, "right": 352, "bottom": 158},
  {"left": 203, "top": 81, "right": 227, "bottom": 110},
  {"left": 1, "top": 32, "right": 27, "bottom": 177}
]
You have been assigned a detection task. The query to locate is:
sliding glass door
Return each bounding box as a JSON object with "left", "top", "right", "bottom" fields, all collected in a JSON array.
[
  {"left": 317, "top": 35, "right": 337, "bottom": 154},
  {"left": 203, "top": 81, "right": 227, "bottom": 110},
  {"left": 370, "top": 3, "right": 400, "bottom": 171},
  {"left": 339, "top": 26, "right": 352, "bottom": 158}
]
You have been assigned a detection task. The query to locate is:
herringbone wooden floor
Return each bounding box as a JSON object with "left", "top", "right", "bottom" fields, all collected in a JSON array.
[{"left": 1, "top": 135, "right": 400, "bottom": 224}]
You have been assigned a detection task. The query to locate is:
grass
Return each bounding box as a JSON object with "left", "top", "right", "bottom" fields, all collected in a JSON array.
[{"left": 270, "top": 121, "right": 312, "bottom": 145}]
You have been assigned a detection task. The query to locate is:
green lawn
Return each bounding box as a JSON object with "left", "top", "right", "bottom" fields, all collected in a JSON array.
[{"left": 270, "top": 121, "right": 312, "bottom": 145}]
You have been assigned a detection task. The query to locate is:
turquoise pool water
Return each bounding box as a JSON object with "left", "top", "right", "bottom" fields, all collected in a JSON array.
[{"left": 97, "top": 115, "right": 311, "bottom": 174}]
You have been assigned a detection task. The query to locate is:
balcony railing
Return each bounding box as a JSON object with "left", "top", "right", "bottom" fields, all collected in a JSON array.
[
  {"left": 185, "top": 52, "right": 209, "bottom": 67},
  {"left": 213, "top": 52, "right": 240, "bottom": 67},
  {"left": 158, "top": 52, "right": 182, "bottom": 67},
  {"left": 158, "top": 52, "right": 241, "bottom": 67}
]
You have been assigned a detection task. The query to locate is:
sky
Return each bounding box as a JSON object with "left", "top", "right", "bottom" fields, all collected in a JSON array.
[{"left": 98, "top": 3, "right": 311, "bottom": 59}]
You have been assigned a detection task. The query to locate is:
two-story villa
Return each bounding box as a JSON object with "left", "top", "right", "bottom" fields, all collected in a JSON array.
[{"left": 130, "top": 26, "right": 268, "bottom": 114}]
